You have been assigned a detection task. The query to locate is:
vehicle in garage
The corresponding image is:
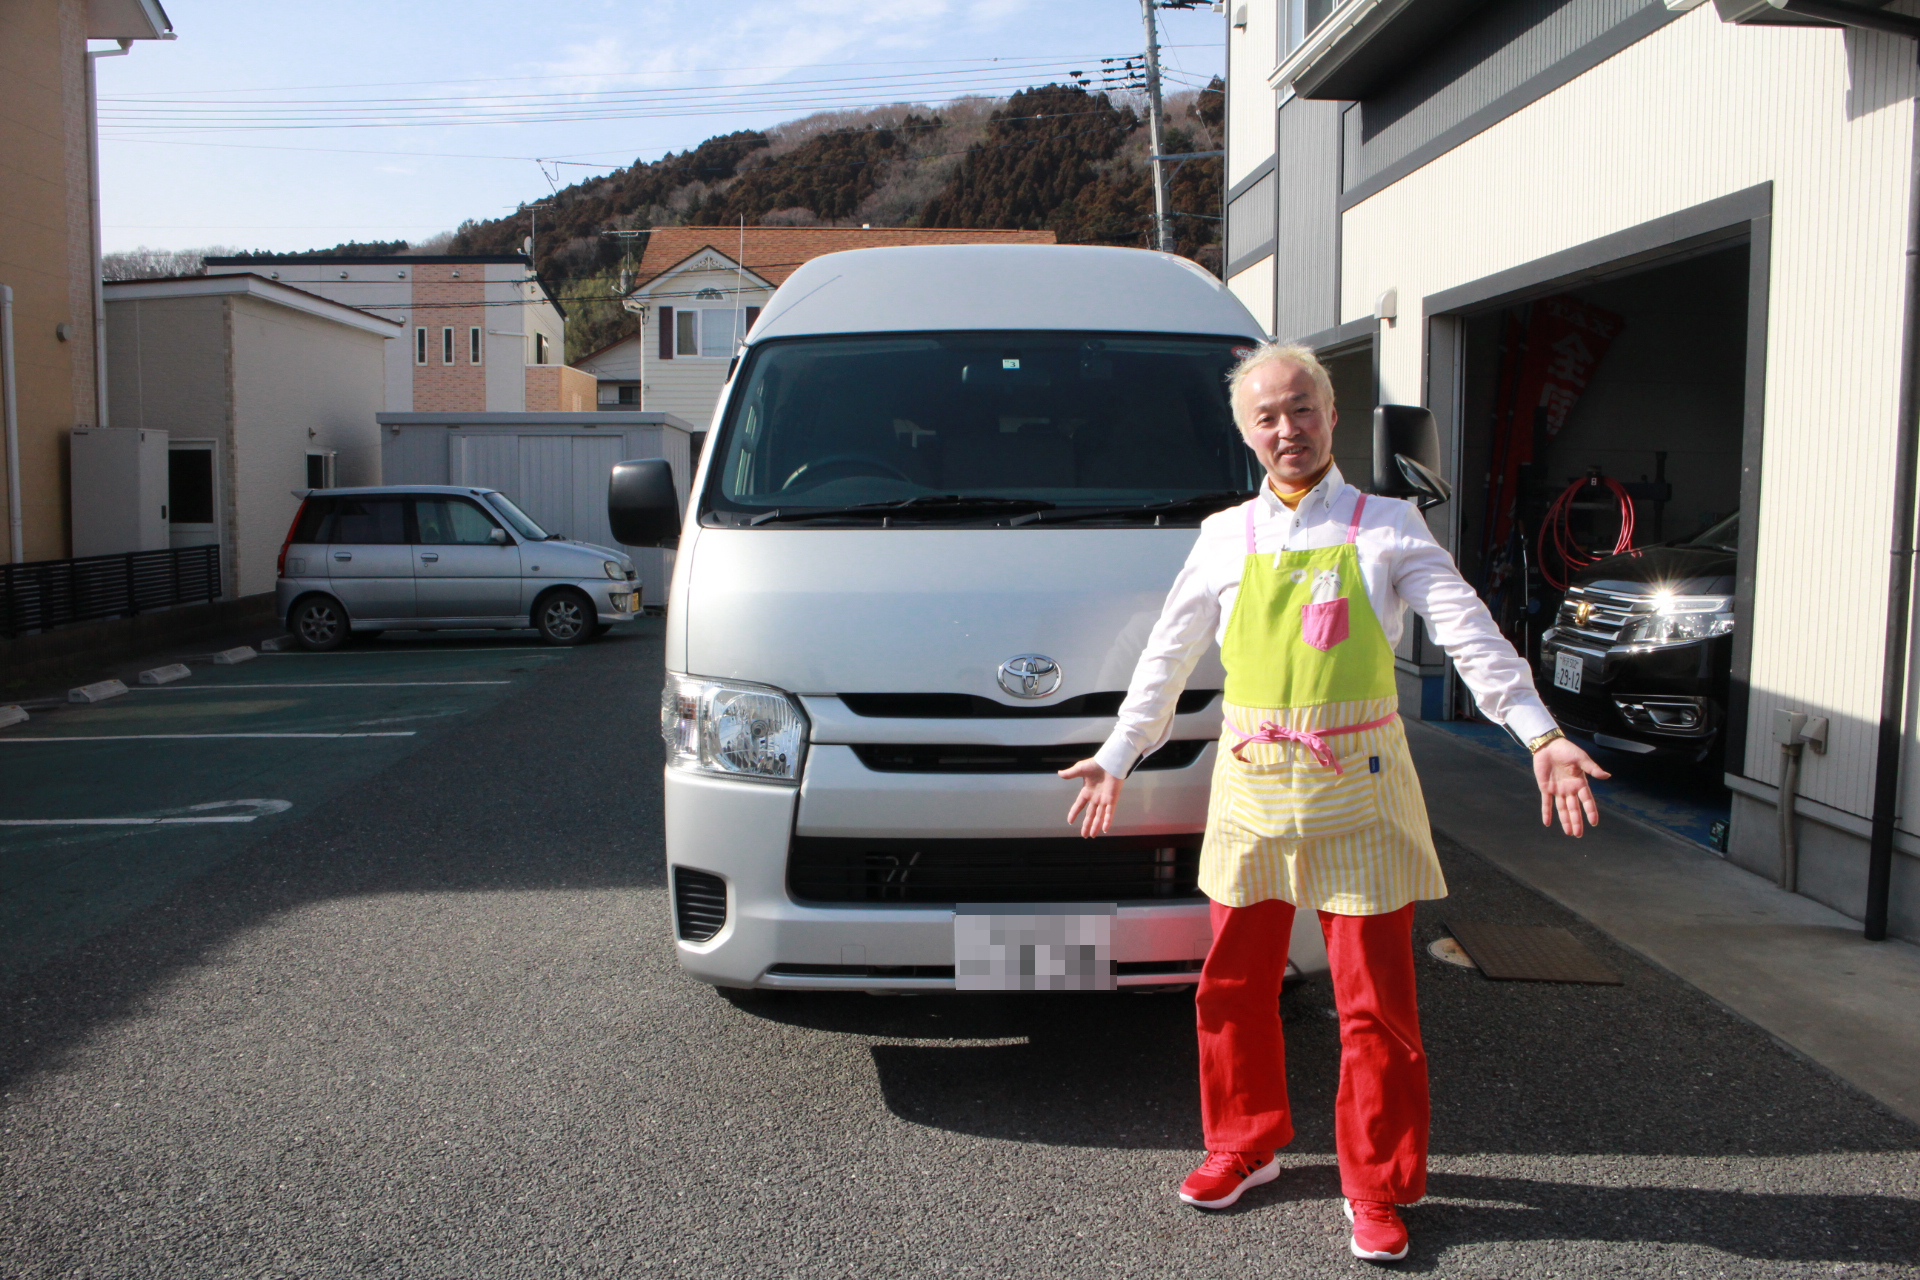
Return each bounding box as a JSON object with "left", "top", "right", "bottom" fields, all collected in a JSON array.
[
  {"left": 276, "top": 485, "right": 640, "bottom": 650},
  {"left": 1536, "top": 513, "right": 1738, "bottom": 764}
]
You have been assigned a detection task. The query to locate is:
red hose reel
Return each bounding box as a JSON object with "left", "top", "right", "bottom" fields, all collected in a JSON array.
[{"left": 1538, "top": 473, "right": 1636, "bottom": 591}]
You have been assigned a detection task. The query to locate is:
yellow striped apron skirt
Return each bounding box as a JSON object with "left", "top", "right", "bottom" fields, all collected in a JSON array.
[{"left": 1199, "top": 695, "right": 1447, "bottom": 914}]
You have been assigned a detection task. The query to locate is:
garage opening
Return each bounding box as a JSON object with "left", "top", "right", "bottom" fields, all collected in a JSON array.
[{"left": 1448, "top": 244, "right": 1751, "bottom": 841}]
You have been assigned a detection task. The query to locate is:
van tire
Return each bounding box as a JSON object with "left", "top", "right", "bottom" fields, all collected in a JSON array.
[
  {"left": 534, "top": 589, "right": 596, "bottom": 646},
  {"left": 290, "top": 596, "right": 349, "bottom": 652}
]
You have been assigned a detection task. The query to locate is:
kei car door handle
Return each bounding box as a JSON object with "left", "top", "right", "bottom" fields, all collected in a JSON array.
[
  {"left": 333, "top": 552, "right": 351, "bottom": 561},
  {"left": 419, "top": 552, "right": 439, "bottom": 562}
]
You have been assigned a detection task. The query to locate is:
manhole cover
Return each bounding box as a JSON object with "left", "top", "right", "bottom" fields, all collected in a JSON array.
[
  {"left": 1427, "top": 936, "right": 1477, "bottom": 968},
  {"left": 1445, "top": 920, "right": 1622, "bottom": 985}
]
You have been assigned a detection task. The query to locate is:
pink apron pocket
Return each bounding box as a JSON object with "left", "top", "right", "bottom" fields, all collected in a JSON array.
[{"left": 1301, "top": 597, "right": 1350, "bottom": 651}]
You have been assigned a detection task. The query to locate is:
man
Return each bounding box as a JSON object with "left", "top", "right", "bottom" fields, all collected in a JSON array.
[{"left": 1059, "top": 342, "right": 1606, "bottom": 1263}]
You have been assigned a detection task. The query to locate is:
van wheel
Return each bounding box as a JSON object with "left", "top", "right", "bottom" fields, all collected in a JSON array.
[
  {"left": 290, "top": 597, "right": 348, "bottom": 652},
  {"left": 534, "top": 589, "right": 595, "bottom": 645}
]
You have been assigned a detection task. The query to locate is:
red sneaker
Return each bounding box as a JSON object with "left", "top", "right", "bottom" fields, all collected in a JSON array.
[
  {"left": 1177, "top": 1150, "right": 1278, "bottom": 1209},
  {"left": 1345, "top": 1199, "right": 1409, "bottom": 1262}
]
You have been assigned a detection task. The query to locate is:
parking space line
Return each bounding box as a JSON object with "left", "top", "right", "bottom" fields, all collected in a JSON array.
[
  {"left": 0, "top": 816, "right": 262, "bottom": 826},
  {"left": 0, "top": 732, "right": 417, "bottom": 741},
  {"left": 136, "top": 682, "right": 514, "bottom": 690}
]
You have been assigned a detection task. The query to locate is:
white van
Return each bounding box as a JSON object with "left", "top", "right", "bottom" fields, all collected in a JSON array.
[{"left": 611, "top": 244, "right": 1330, "bottom": 993}]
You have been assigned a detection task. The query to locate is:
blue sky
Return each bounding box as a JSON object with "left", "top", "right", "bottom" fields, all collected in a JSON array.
[{"left": 97, "top": 0, "right": 1227, "bottom": 255}]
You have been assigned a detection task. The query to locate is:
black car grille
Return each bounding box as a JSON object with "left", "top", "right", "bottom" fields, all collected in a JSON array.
[
  {"left": 1554, "top": 585, "right": 1650, "bottom": 644},
  {"left": 788, "top": 835, "right": 1203, "bottom": 904},
  {"left": 673, "top": 867, "right": 728, "bottom": 942},
  {"left": 839, "top": 690, "right": 1219, "bottom": 719},
  {"left": 849, "top": 739, "right": 1208, "bottom": 774}
]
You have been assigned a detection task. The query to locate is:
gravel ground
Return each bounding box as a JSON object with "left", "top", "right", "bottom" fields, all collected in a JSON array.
[{"left": 2, "top": 623, "right": 1916, "bottom": 1278}]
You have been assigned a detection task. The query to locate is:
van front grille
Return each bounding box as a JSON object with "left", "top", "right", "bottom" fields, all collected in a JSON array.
[
  {"left": 850, "top": 739, "right": 1207, "bottom": 773},
  {"left": 673, "top": 867, "right": 728, "bottom": 942},
  {"left": 788, "top": 835, "right": 1202, "bottom": 904},
  {"left": 839, "top": 690, "right": 1218, "bottom": 719}
]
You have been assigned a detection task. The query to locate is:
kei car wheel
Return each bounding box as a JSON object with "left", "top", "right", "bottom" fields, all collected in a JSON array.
[
  {"left": 534, "top": 589, "right": 595, "bottom": 646},
  {"left": 290, "top": 597, "right": 348, "bottom": 652}
]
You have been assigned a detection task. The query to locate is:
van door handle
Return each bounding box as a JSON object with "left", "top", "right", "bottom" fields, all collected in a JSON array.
[
  {"left": 419, "top": 552, "right": 439, "bottom": 562},
  {"left": 333, "top": 552, "right": 352, "bottom": 561}
]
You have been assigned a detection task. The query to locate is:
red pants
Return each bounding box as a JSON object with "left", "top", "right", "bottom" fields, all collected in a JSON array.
[{"left": 1195, "top": 898, "right": 1429, "bottom": 1204}]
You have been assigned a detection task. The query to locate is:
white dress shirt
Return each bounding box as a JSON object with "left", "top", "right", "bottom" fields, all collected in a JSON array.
[{"left": 1092, "top": 465, "right": 1558, "bottom": 777}]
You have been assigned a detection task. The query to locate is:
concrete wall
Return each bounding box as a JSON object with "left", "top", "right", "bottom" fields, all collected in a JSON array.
[{"left": 0, "top": 0, "right": 98, "bottom": 561}]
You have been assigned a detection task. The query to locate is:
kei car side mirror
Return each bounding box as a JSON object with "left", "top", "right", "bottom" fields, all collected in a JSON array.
[
  {"left": 1371, "top": 404, "right": 1453, "bottom": 511},
  {"left": 489, "top": 527, "right": 509, "bottom": 546},
  {"left": 608, "top": 457, "right": 681, "bottom": 548}
]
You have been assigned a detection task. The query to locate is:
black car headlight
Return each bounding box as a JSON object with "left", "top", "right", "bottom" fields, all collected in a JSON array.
[{"left": 660, "top": 673, "right": 808, "bottom": 783}]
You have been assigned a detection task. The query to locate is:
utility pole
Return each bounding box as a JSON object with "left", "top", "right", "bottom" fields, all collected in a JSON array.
[{"left": 1141, "top": 0, "right": 1174, "bottom": 254}]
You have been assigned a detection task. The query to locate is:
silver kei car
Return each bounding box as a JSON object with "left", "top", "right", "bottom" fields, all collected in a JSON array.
[{"left": 275, "top": 485, "right": 641, "bottom": 651}]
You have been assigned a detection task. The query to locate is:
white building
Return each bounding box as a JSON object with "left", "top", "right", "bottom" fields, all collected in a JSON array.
[
  {"left": 202, "top": 254, "right": 590, "bottom": 414},
  {"left": 1225, "top": 0, "right": 1920, "bottom": 941},
  {"left": 103, "top": 273, "right": 399, "bottom": 599}
]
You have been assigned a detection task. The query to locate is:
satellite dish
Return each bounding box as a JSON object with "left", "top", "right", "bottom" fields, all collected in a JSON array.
[{"left": 522, "top": 235, "right": 534, "bottom": 258}]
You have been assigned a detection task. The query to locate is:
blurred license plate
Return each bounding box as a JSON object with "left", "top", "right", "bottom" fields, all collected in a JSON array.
[
  {"left": 954, "top": 904, "right": 1114, "bottom": 992},
  {"left": 1554, "top": 651, "right": 1583, "bottom": 694}
]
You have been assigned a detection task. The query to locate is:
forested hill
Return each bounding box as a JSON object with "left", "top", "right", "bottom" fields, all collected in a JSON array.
[{"left": 454, "top": 81, "right": 1224, "bottom": 359}]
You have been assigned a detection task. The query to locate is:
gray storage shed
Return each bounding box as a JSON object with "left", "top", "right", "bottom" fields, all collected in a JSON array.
[{"left": 379, "top": 411, "right": 694, "bottom": 604}]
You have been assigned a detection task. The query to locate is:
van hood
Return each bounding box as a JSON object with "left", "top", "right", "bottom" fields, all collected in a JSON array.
[{"left": 679, "top": 527, "right": 1221, "bottom": 699}]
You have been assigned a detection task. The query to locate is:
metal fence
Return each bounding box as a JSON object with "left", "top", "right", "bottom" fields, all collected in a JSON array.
[{"left": 0, "top": 544, "right": 221, "bottom": 638}]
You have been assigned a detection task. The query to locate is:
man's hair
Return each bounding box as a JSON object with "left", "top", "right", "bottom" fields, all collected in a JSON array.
[{"left": 1226, "top": 341, "right": 1336, "bottom": 433}]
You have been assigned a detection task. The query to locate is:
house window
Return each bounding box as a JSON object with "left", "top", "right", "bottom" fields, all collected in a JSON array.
[
  {"left": 535, "top": 332, "right": 550, "bottom": 365},
  {"left": 469, "top": 326, "right": 483, "bottom": 364},
  {"left": 305, "top": 451, "right": 336, "bottom": 489},
  {"left": 442, "top": 327, "right": 455, "bottom": 364},
  {"left": 675, "top": 310, "right": 699, "bottom": 357},
  {"left": 1281, "top": 0, "right": 1337, "bottom": 59},
  {"left": 673, "top": 308, "right": 745, "bottom": 359},
  {"left": 617, "top": 385, "right": 640, "bottom": 405},
  {"left": 415, "top": 327, "right": 427, "bottom": 365}
]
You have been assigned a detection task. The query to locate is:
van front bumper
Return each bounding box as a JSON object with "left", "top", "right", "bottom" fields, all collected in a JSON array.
[{"left": 663, "top": 749, "right": 1329, "bottom": 990}]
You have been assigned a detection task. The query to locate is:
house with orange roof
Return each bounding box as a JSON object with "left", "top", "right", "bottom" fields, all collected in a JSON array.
[{"left": 576, "top": 226, "right": 1056, "bottom": 435}]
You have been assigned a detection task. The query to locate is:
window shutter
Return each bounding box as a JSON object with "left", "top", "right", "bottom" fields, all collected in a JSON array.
[
  {"left": 658, "top": 305, "right": 674, "bottom": 361},
  {"left": 745, "top": 306, "right": 761, "bottom": 333}
]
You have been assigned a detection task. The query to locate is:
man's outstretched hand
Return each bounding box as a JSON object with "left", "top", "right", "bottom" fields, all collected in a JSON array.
[
  {"left": 1059, "top": 758, "right": 1124, "bottom": 839},
  {"left": 1534, "top": 737, "right": 1610, "bottom": 837}
]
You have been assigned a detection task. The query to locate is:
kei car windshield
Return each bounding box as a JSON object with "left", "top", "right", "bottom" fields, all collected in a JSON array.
[
  {"left": 706, "top": 332, "right": 1257, "bottom": 516},
  {"left": 484, "top": 491, "right": 550, "bottom": 541}
]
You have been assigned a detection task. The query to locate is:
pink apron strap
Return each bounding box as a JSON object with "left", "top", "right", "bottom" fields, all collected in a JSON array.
[
  {"left": 1245, "top": 498, "right": 1257, "bottom": 556},
  {"left": 1347, "top": 494, "right": 1367, "bottom": 544}
]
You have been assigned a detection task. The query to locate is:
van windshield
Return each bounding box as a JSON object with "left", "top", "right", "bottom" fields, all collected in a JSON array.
[{"left": 706, "top": 332, "right": 1258, "bottom": 521}]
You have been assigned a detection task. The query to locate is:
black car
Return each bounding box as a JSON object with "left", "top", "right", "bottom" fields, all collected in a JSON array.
[{"left": 1536, "top": 513, "right": 1738, "bottom": 763}]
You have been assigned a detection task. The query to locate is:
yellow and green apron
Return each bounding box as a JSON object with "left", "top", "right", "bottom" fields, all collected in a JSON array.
[{"left": 1199, "top": 497, "right": 1446, "bottom": 914}]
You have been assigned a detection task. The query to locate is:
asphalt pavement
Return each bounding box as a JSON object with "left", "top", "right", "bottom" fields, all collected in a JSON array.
[{"left": 2, "top": 620, "right": 1916, "bottom": 1278}]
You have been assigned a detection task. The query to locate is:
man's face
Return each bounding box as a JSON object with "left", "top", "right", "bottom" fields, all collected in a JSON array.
[{"left": 1237, "top": 360, "right": 1336, "bottom": 490}]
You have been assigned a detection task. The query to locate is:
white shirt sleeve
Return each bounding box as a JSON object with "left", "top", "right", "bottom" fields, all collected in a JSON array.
[
  {"left": 1093, "top": 538, "right": 1222, "bottom": 777},
  {"left": 1386, "top": 504, "right": 1558, "bottom": 744}
]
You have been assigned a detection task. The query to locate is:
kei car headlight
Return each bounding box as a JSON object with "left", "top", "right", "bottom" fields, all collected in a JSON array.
[
  {"left": 604, "top": 560, "right": 625, "bottom": 580},
  {"left": 660, "top": 673, "right": 809, "bottom": 783},
  {"left": 1619, "top": 594, "right": 1734, "bottom": 645}
]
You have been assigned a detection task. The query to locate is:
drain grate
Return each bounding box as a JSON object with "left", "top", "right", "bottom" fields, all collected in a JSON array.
[{"left": 1445, "top": 920, "right": 1622, "bottom": 985}]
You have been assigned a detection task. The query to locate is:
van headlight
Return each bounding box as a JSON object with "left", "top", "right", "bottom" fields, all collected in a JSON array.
[
  {"left": 1619, "top": 593, "right": 1734, "bottom": 645},
  {"left": 661, "top": 673, "right": 808, "bottom": 783}
]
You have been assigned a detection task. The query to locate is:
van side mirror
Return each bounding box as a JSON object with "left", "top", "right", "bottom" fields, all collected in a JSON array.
[
  {"left": 608, "top": 458, "right": 680, "bottom": 548},
  {"left": 1371, "top": 404, "right": 1452, "bottom": 511}
]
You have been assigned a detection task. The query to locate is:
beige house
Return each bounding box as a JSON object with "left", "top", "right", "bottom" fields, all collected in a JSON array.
[
  {"left": 203, "top": 254, "right": 593, "bottom": 415},
  {"left": 104, "top": 274, "right": 399, "bottom": 599},
  {"left": 0, "top": 0, "right": 174, "bottom": 563},
  {"left": 581, "top": 227, "right": 1058, "bottom": 433}
]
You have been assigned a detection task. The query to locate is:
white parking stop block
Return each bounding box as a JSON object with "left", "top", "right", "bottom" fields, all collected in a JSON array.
[
  {"left": 139, "top": 663, "right": 192, "bottom": 685},
  {"left": 211, "top": 646, "right": 258, "bottom": 665},
  {"left": 257, "top": 636, "right": 292, "bottom": 652},
  {"left": 70, "top": 679, "right": 129, "bottom": 704},
  {"left": 0, "top": 705, "right": 28, "bottom": 729}
]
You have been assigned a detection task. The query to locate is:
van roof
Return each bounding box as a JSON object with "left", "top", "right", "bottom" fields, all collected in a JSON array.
[{"left": 747, "top": 244, "right": 1265, "bottom": 344}]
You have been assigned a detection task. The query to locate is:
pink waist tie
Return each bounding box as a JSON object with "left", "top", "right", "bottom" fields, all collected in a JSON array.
[{"left": 1229, "top": 712, "right": 1398, "bottom": 773}]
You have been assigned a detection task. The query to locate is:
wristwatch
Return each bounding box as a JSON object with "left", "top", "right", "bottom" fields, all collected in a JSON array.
[{"left": 1526, "top": 727, "right": 1567, "bottom": 754}]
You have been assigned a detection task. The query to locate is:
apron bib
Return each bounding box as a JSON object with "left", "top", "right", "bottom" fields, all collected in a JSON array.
[{"left": 1199, "top": 495, "right": 1446, "bottom": 913}]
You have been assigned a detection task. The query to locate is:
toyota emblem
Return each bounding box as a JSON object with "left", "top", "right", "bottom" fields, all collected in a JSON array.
[{"left": 998, "top": 654, "right": 1062, "bottom": 699}]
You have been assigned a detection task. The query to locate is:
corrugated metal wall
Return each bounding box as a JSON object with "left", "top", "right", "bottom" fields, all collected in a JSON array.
[
  {"left": 1273, "top": 96, "right": 1344, "bottom": 342},
  {"left": 1340, "top": 10, "right": 1917, "bottom": 825},
  {"left": 1226, "top": 171, "right": 1277, "bottom": 273},
  {"left": 1342, "top": 0, "right": 1674, "bottom": 195}
]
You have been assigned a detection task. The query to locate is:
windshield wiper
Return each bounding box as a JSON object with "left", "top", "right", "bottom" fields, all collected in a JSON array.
[
  {"left": 746, "top": 495, "right": 1057, "bottom": 526},
  {"left": 1008, "top": 490, "right": 1253, "bottom": 526}
]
